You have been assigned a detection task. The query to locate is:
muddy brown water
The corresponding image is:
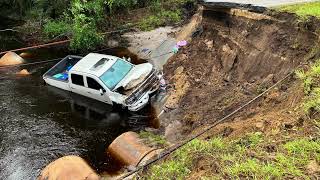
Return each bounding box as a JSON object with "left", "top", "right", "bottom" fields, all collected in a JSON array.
[{"left": 0, "top": 46, "right": 157, "bottom": 179}]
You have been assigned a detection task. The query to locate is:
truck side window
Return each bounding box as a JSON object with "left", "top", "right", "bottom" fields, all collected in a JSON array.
[
  {"left": 87, "top": 77, "right": 104, "bottom": 90},
  {"left": 71, "top": 74, "right": 84, "bottom": 86}
]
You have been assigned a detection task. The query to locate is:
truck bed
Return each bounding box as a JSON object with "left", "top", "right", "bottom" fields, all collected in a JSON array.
[{"left": 43, "top": 55, "right": 82, "bottom": 82}]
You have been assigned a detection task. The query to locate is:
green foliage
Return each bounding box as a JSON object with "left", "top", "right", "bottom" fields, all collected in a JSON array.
[
  {"left": 139, "top": 9, "right": 182, "bottom": 31},
  {"left": 296, "top": 59, "right": 320, "bottom": 113},
  {"left": 237, "top": 132, "right": 263, "bottom": 147},
  {"left": 278, "top": 2, "right": 320, "bottom": 19},
  {"left": 43, "top": 21, "right": 71, "bottom": 38},
  {"left": 284, "top": 138, "right": 320, "bottom": 156},
  {"left": 149, "top": 161, "right": 191, "bottom": 180},
  {"left": 42, "top": 0, "right": 105, "bottom": 50},
  {"left": 137, "top": 0, "right": 195, "bottom": 30},
  {"left": 0, "top": 0, "right": 34, "bottom": 19},
  {"left": 225, "top": 159, "right": 261, "bottom": 178},
  {"left": 139, "top": 131, "right": 167, "bottom": 147},
  {"left": 68, "top": 0, "right": 105, "bottom": 50},
  {"left": 145, "top": 138, "right": 226, "bottom": 179},
  {"left": 145, "top": 133, "right": 320, "bottom": 179},
  {"left": 70, "top": 25, "right": 103, "bottom": 51},
  {"left": 105, "top": 0, "right": 138, "bottom": 12}
]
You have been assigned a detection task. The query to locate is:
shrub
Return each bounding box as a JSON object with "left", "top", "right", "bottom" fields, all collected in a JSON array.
[
  {"left": 105, "top": 0, "right": 138, "bottom": 12},
  {"left": 70, "top": 25, "right": 103, "bottom": 51},
  {"left": 139, "top": 9, "right": 182, "bottom": 31},
  {"left": 43, "top": 20, "right": 71, "bottom": 38}
]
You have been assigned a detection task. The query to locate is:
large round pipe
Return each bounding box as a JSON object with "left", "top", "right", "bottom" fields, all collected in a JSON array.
[
  {"left": 107, "top": 131, "right": 158, "bottom": 167},
  {"left": 38, "top": 155, "right": 100, "bottom": 180},
  {"left": 0, "top": 52, "right": 24, "bottom": 66}
]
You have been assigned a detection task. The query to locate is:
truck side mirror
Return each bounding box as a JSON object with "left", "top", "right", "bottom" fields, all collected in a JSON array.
[{"left": 99, "top": 89, "right": 105, "bottom": 95}]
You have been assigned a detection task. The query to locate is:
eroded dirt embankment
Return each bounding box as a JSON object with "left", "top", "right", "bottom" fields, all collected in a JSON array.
[{"left": 162, "top": 9, "right": 320, "bottom": 142}]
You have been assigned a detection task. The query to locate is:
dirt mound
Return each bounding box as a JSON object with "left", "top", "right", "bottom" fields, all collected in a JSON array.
[{"left": 162, "top": 9, "right": 320, "bottom": 141}]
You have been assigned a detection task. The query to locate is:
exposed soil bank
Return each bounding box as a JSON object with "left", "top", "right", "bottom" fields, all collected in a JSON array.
[{"left": 162, "top": 9, "right": 320, "bottom": 142}]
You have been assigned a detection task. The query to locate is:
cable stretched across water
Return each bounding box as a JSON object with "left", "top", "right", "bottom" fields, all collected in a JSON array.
[
  {"left": 0, "top": 48, "right": 176, "bottom": 69},
  {"left": 118, "top": 66, "right": 299, "bottom": 179}
]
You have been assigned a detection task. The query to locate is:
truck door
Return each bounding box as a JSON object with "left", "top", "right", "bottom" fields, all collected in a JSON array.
[
  {"left": 85, "top": 76, "right": 112, "bottom": 105},
  {"left": 69, "top": 73, "right": 88, "bottom": 97}
]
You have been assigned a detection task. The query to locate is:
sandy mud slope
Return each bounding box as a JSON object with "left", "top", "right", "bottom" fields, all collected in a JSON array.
[{"left": 162, "top": 9, "right": 320, "bottom": 141}]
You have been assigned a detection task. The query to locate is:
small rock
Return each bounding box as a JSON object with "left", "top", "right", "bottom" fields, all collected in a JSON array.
[
  {"left": 223, "top": 74, "right": 231, "bottom": 82},
  {"left": 284, "top": 123, "right": 294, "bottom": 129},
  {"left": 180, "top": 53, "right": 188, "bottom": 61},
  {"left": 127, "top": 165, "right": 136, "bottom": 171},
  {"left": 307, "top": 161, "right": 320, "bottom": 174},
  {"left": 260, "top": 74, "right": 275, "bottom": 89},
  {"left": 165, "top": 120, "right": 183, "bottom": 142},
  {"left": 255, "top": 122, "right": 264, "bottom": 129},
  {"left": 221, "top": 126, "right": 233, "bottom": 137},
  {"left": 221, "top": 44, "right": 237, "bottom": 73},
  {"left": 107, "top": 40, "right": 119, "bottom": 47},
  {"left": 205, "top": 40, "right": 213, "bottom": 49},
  {"left": 144, "top": 127, "right": 160, "bottom": 134},
  {"left": 174, "top": 66, "right": 184, "bottom": 75}
]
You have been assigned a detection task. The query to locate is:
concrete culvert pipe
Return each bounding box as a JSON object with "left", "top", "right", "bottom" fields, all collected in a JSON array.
[
  {"left": 107, "top": 131, "right": 160, "bottom": 167},
  {"left": 38, "top": 155, "right": 100, "bottom": 180},
  {"left": 0, "top": 52, "right": 24, "bottom": 66}
]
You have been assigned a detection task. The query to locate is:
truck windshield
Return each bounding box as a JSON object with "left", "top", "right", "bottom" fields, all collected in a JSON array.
[{"left": 99, "top": 59, "right": 133, "bottom": 90}]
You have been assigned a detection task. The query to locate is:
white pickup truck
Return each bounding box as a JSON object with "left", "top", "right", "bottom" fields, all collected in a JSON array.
[{"left": 43, "top": 53, "right": 160, "bottom": 111}]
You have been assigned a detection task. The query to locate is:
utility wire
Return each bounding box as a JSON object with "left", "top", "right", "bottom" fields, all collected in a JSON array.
[
  {"left": 0, "top": 47, "right": 176, "bottom": 69},
  {"left": 118, "top": 65, "right": 299, "bottom": 179}
]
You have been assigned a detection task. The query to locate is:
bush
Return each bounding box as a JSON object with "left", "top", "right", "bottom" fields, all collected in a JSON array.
[
  {"left": 70, "top": 25, "right": 103, "bottom": 51},
  {"left": 139, "top": 9, "right": 182, "bottom": 31},
  {"left": 43, "top": 20, "right": 71, "bottom": 38},
  {"left": 105, "top": 0, "right": 138, "bottom": 12}
]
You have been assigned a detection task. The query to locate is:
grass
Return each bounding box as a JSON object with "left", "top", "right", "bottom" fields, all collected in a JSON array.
[
  {"left": 139, "top": 131, "right": 168, "bottom": 148},
  {"left": 141, "top": 60, "right": 320, "bottom": 179},
  {"left": 138, "top": 0, "right": 195, "bottom": 31},
  {"left": 143, "top": 132, "right": 320, "bottom": 179},
  {"left": 278, "top": 1, "right": 320, "bottom": 19},
  {"left": 296, "top": 59, "right": 320, "bottom": 113}
]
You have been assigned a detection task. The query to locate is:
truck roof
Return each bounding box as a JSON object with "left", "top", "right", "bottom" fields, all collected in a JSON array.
[{"left": 70, "top": 53, "right": 120, "bottom": 77}]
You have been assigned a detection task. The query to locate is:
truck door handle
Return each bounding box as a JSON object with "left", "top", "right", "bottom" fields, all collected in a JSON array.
[{"left": 87, "top": 92, "right": 91, "bottom": 94}]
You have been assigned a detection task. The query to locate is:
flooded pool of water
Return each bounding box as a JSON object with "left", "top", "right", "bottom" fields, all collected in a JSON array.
[{"left": 0, "top": 47, "right": 158, "bottom": 179}]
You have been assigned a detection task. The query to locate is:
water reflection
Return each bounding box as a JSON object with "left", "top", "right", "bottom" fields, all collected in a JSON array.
[{"left": 46, "top": 86, "right": 152, "bottom": 130}]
